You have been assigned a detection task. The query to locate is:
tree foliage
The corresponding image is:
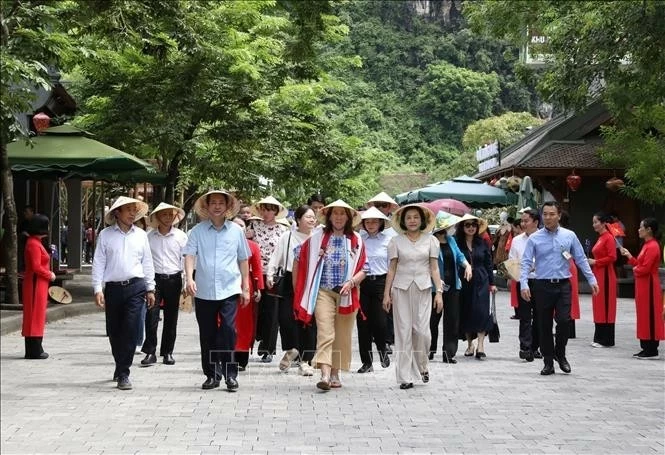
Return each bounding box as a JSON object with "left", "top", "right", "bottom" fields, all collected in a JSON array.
[{"left": 464, "top": 0, "right": 665, "bottom": 204}]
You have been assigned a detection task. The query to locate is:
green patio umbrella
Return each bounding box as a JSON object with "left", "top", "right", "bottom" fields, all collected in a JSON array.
[
  {"left": 7, "top": 125, "right": 162, "bottom": 182},
  {"left": 405, "top": 175, "right": 516, "bottom": 207}
]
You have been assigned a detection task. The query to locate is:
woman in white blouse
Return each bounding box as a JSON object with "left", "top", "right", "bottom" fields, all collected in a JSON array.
[{"left": 267, "top": 205, "right": 318, "bottom": 375}]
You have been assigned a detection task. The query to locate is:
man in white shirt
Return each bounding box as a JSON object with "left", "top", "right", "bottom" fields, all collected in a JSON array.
[
  {"left": 92, "top": 196, "right": 155, "bottom": 390},
  {"left": 140, "top": 203, "right": 188, "bottom": 367},
  {"left": 509, "top": 208, "right": 541, "bottom": 362}
]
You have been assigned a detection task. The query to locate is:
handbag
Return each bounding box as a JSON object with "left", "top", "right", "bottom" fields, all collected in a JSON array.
[
  {"left": 488, "top": 292, "right": 500, "bottom": 343},
  {"left": 267, "top": 233, "right": 291, "bottom": 299}
]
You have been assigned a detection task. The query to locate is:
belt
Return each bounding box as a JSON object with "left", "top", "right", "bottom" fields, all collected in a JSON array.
[
  {"left": 155, "top": 272, "right": 182, "bottom": 280},
  {"left": 534, "top": 278, "right": 568, "bottom": 284},
  {"left": 366, "top": 274, "right": 387, "bottom": 281},
  {"left": 106, "top": 277, "right": 143, "bottom": 287}
]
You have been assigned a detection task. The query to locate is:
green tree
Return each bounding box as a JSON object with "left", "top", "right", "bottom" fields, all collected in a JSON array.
[{"left": 464, "top": 0, "right": 665, "bottom": 204}]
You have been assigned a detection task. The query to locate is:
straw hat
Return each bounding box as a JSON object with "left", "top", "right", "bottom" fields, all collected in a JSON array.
[
  {"left": 367, "top": 192, "right": 399, "bottom": 212},
  {"left": 392, "top": 203, "right": 436, "bottom": 235},
  {"left": 432, "top": 211, "right": 461, "bottom": 235},
  {"left": 276, "top": 217, "right": 292, "bottom": 229},
  {"left": 455, "top": 213, "right": 488, "bottom": 234},
  {"left": 149, "top": 202, "right": 186, "bottom": 229},
  {"left": 252, "top": 196, "right": 288, "bottom": 219},
  {"left": 360, "top": 206, "right": 391, "bottom": 228},
  {"left": 105, "top": 196, "right": 149, "bottom": 225},
  {"left": 317, "top": 199, "right": 362, "bottom": 227},
  {"left": 193, "top": 190, "right": 240, "bottom": 220}
]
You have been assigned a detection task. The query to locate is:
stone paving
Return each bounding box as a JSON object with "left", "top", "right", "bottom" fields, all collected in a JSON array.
[{"left": 1, "top": 292, "right": 663, "bottom": 454}]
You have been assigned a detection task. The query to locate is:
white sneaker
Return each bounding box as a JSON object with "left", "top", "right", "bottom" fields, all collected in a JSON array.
[
  {"left": 279, "top": 348, "right": 299, "bottom": 371},
  {"left": 299, "top": 362, "right": 314, "bottom": 376},
  {"left": 591, "top": 342, "right": 603, "bottom": 348}
]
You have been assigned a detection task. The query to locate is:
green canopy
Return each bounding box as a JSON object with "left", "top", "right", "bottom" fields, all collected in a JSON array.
[
  {"left": 7, "top": 125, "right": 164, "bottom": 182},
  {"left": 396, "top": 175, "right": 516, "bottom": 207}
]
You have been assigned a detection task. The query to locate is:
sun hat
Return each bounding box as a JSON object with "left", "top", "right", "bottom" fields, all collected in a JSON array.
[
  {"left": 392, "top": 203, "right": 436, "bottom": 235},
  {"left": 317, "top": 199, "right": 362, "bottom": 227},
  {"left": 432, "top": 211, "right": 461, "bottom": 235},
  {"left": 252, "top": 196, "right": 288, "bottom": 219},
  {"left": 104, "top": 196, "right": 149, "bottom": 225},
  {"left": 367, "top": 192, "right": 399, "bottom": 212},
  {"left": 360, "top": 206, "right": 391, "bottom": 228},
  {"left": 193, "top": 190, "right": 240, "bottom": 220},
  {"left": 149, "top": 202, "right": 186, "bottom": 229},
  {"left": 456, "top": 213, "right": 488, "bottom": 234}
]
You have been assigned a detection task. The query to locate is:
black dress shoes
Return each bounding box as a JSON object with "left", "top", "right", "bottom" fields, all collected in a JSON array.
[
  {"left": 556, "top": 356, "right": 571, "bottom": 373},
  {"left": 202, "top": 377, "right": 220, "bottom": 390},
  {"left": 519, "top": 350, "right": 534, "bottom": 362},
  {"left": 399, "top": 382, "right": 414, "bottom": 390},
  {"left": 540, "top": 364, "right": 555, "bottom": 376},
  {"left": 380, "top": 354, "right": 390, "bottom": 368},
  {"left": 163, "top": 354, "right": 175, "bottom": 365},
  {"left": 357, "top": 364, "right": 374, "bottom": 373},
  {"left": 225, "top": 378, "right": 239, "bottom": 391},
  {"left": 141, "top": 353, "right": 157, "bottom": 366}
]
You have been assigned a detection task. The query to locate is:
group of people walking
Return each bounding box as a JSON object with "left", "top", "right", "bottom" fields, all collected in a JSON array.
[{"left": 19, "top": 189, "right": 664, "bottom": 392}]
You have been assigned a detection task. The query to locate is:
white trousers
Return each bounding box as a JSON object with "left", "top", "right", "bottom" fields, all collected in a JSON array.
[{"left": 392, "top": 283, "right": 432, "bottom": 384}]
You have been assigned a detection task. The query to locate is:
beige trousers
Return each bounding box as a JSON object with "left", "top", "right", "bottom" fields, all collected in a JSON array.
[
  {"left": 392, "top": 283, "right": 432, "bottom": 384},
  {"left": 312, "top": 289, "right": 357, "bottom": 371}
]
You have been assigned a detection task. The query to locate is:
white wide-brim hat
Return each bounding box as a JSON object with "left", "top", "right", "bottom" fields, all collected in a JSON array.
[
  {"left": 194, "top": 190, "right": 240, "bottom": 220},
  {"left": 149, "top": 202, "right": 186, "bottom": 229},
  {"left": 317, "top": 199, "right": 362, "bottom": 227},
  {"left": 360, "top": 206, "right": 391, "bottom": 228},
  {"left": 367, "top": 191, "right": 399, "bottom": 212},
  {"left": 455, "top": 213, "right": 488, "bottom": 234},
  {"left": 392, "top": 203, "right": 436, "bottom": 235},
  {"left": 432, "top": 210, "right": 461, "bottom": 234},
  {"left": 252, "top": 196, "right": 288, "bottom": 219},
  {"left": 104, "top": 196, "right": 149, "bottom": 225}
]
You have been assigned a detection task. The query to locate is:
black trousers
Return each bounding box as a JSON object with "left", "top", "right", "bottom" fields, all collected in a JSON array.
[
  {"left": 532, "top": 280, "right": 571, "bottom": 363},
  {"left": 429, "top": 289, "right": 460, "bottom": 359},
  {"left": 640, "top": 339, "right": 660, "bottom": 355},
  {"left": 142, "top": 274, "right": 182, "bottom": 356},
  {"left": 277, "top": 272, "right": 317, "bottom": 362},
  {"left": 357, "top": 275, "right": 388, "bottom": 365},
  {"left": 594, "top": 323, "right": 615, "bottom": 347},
  {"left": 195, "top": 295, "right": 238, "bottom": 380},
  {"left": 517, "top": 282, "right": 540, "bottom": 352},
  {"left": 257, "top": 275, "right": 279, "bottom": 356},
  {"left": 104, "top": 278, "right": 146, "bottom": 379}
]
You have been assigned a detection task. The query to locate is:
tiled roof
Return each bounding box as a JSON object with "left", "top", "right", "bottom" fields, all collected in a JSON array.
[{"left": 521, "top": 141, "right": 610, "bottom": 168}]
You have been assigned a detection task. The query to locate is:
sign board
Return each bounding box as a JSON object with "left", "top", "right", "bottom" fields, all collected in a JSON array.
[
  {"left": 521, "top": 27, "right": 551, "bottom": 68},
  {"left": 476, "top": 140, "right": 500, "bottom": 173}
]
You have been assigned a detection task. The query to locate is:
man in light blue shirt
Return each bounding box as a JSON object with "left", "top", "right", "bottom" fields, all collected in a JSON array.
[
  {"left": 184, "top": 190, "right": 250, "bottom": 391},
  {"left": 520, "top": 201, "right": 599, "bottom": 376}
]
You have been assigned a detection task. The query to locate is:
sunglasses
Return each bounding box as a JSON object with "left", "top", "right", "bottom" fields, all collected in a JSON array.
[
  {"left": 373, "top": 202, "right": 390, "bottom": 208},
  {"left": 463, "top": 223, "right": 478, "bottom": 228}
]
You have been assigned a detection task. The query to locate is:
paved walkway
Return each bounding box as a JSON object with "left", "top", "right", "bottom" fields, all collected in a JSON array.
[{"left": 1, "top": 292, "right": 663, "bottom": 454}]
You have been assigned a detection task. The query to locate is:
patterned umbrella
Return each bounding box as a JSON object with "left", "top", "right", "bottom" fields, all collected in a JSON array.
[{"left": 422, "top": 199, "right": 471, "bottom": 217}]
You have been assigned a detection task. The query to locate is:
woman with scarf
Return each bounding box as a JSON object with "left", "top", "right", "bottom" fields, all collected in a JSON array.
[
  {"left": 292, "top": 200, "right": 366, "bottom": 391},
  {"left": 383, "top": 204, "right": 441, "bottom": 390}
]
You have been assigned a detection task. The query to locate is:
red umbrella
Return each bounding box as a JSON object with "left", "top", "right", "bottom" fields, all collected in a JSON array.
[{"left": 423, "top": 199, "right": 471, "bottom": 217}]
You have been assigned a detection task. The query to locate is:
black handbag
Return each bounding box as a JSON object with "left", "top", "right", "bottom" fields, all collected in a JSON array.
[
  {"left": 489, "top": 292, "right": 500, "bottom": 343},
  {"left": 267, "top": 233, "right": 291, "bottom": 299}
]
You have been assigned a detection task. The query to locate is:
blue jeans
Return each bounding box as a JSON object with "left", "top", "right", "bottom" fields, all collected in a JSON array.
[
  {"left": 195, "top": 296, "right": 238, "bottom": 380},
  {"left": 104, "top": 279, "right": 146, "bottom": 378}
]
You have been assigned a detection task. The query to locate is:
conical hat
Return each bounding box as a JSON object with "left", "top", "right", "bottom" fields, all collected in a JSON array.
[
  {"left": 455, "top": 213, "right": 488, "bottom": 234},
  {"left": 104, "top": 196, "right": 149, "bottom": 225},
  {"left": 367, "top": 192, "right": 399, "bottom": 212},
  {"left": 149, "top": 202, "right": 186, "bottom": 229},
  {"left": 252, "top": 196, "right": 288, "bottom": 219},
  {"left": 317, "top": 199, "right": 362, "bottom": 227},
  {"left": 193, "top": 190, "right": 239, "bottom": 220},
  {"left": 392, "top": 203, "right": 436, "bottom": 235},
  {"left": 432, "top": 211, "right": 461, "bottom": 234},
  {"left": 360, "top": 206, "right": 391, "bottom": 228}
]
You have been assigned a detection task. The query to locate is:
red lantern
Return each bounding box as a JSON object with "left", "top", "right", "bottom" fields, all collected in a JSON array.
[
  {"left": 32, "top": 112, "right": 51, "bottom": 133},
  {"left": 566, "top": 172, "right": 582, "bottom": 192}
]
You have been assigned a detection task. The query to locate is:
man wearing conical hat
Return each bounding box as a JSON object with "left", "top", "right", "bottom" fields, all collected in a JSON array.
[
  {"left": 184, "top": 190, "right": 250, "bottom": 391},
  {"left": 92, "top": 196, "right": 156, "bottom": 391},
  {"left": 140, "top": 203, "right": 188, "bottom": 367}
]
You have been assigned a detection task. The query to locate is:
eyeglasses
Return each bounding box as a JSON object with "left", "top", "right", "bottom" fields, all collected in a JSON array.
[{"left": 463, "top": 223, "right": 478, "bottom": 228}]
